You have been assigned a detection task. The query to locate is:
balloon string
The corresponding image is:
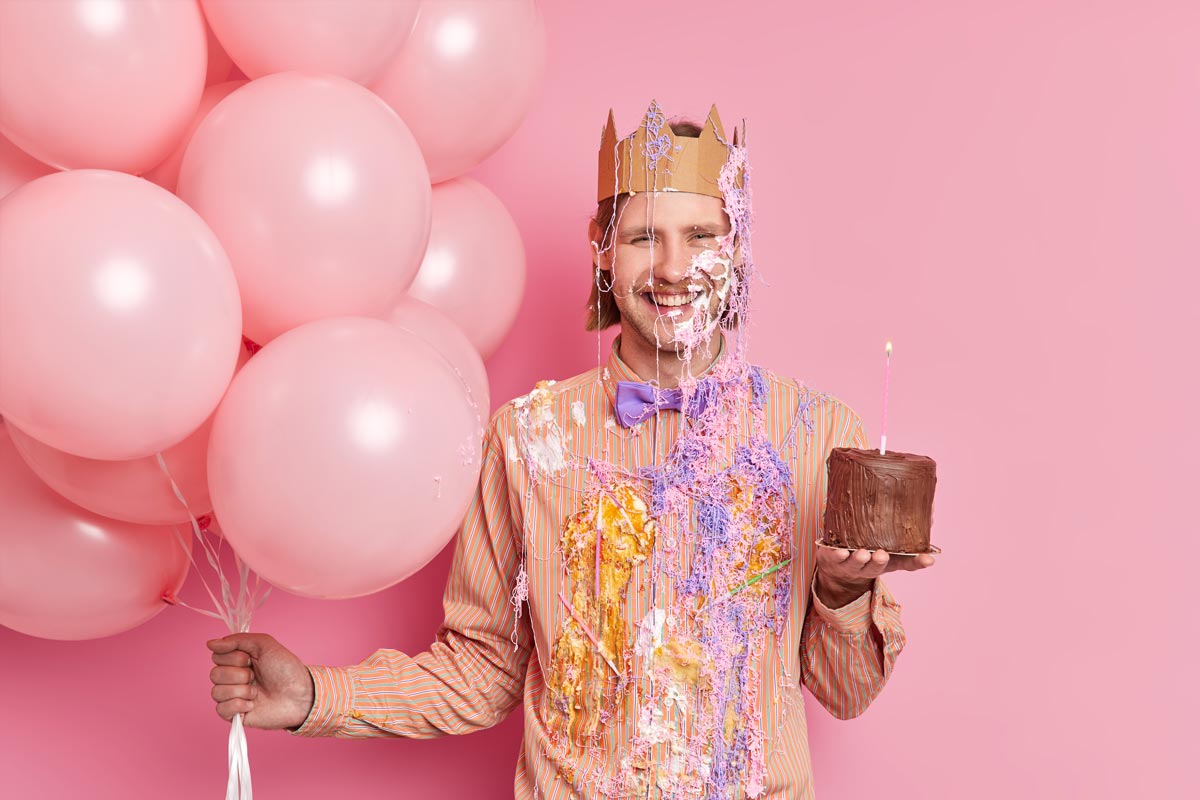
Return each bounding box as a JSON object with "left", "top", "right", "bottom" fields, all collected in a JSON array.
[
  {"left": 227, "top": 713, "right": 252, "bottom": 800},
  {"left": 155, "top": 452, "right": 263, "bottom": 800},
  {"left": 169, "top": 523, "right": 235, "bottom": 631}
]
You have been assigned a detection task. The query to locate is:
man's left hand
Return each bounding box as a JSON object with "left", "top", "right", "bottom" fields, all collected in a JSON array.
[{"left": 814, "top": 546, "right": 936, "bottom": 609}]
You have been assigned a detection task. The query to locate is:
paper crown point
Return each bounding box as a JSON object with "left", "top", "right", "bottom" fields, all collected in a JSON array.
[{"left": 597, "top": 100, "right": 745, "bottom": 204}]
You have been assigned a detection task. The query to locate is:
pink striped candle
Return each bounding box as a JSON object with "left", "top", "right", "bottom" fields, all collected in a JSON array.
[{"left": 880, "top": 341, "right": 892, "bottom": 454}]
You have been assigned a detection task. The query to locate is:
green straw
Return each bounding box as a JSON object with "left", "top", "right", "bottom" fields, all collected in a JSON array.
[{"left": 727, "top": 558, "right": 793, "bottom": 597}]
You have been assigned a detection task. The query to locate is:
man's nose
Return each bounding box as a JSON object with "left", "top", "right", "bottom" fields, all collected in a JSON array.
[{"left": 650, "top": 241, "right": 694, "bottom": 286}]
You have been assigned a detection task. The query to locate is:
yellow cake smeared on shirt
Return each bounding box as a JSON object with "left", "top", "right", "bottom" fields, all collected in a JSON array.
[{"left": 548, "top": 481, "right": 655, "bottom": 740}]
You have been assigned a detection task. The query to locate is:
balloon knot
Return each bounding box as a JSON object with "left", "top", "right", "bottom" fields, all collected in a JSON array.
[{"left": 161, "top": 591, "right": 178, "bottom": 606}]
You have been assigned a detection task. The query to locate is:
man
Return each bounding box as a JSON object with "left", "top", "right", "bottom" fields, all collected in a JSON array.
[{"left": 208, "top": 101, "right": 936, "bottom": 799}]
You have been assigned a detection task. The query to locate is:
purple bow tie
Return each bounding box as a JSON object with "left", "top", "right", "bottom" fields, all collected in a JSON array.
[{"left": 614, "top": 381, "right": 709, "bottom": 428}]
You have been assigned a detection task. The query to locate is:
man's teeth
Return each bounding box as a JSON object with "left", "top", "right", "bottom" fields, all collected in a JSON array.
[{"left": 649, "top": 291, "right": 699, "bottom": 307}]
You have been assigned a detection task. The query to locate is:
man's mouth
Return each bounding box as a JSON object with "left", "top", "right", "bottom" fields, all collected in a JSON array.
[{"left": 642, "top": 290, "right": 701, "bottom": 309}]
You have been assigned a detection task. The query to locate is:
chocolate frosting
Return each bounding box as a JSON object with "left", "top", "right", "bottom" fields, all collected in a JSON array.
[{"left": 823, "top": 448, "right": 936, "bottom": 553}]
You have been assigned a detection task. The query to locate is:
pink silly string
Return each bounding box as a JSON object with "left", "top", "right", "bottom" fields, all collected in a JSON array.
[
  {"left": 509, "top": 563, "right": 529, "bottom": 651},
  {"left": 594, "top": 520, "right": 602, "bottom": 606},
  {"left": 557, "top": 590, "right": 620, "bottom": 676}
]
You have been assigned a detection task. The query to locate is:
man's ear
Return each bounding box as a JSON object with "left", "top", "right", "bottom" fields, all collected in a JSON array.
[{"left": 587, "top": 218, "right": 608, "bottom": 269}]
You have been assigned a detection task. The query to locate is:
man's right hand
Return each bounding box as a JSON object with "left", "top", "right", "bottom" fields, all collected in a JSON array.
[{"left": 207, "top": 633, "right": 315, "bottom": 730}]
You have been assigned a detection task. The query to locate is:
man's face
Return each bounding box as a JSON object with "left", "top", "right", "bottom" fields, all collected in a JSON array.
[{"left": 594, "top": 191, "right": 737, "bottom": 354}]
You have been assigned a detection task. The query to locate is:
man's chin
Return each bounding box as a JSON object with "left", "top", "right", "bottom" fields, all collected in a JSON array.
[{"left": 628, "top": 317, "right": 719, "bottom": 355}]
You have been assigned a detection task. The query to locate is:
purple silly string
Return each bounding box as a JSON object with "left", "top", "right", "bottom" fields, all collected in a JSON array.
[
  {"left": 641, "top": 100, "right": 675, "bottom": 173},
  {"left": 618, "top": 360, "right": 795, "bottom": 797}
]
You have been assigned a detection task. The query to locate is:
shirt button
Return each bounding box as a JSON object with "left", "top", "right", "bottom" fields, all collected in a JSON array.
[{"left": 350, "top": 709, "right": 363, "bottom": 720}]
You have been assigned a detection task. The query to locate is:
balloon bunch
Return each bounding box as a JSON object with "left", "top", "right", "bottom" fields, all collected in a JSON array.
[{"left": 0, "top": 2, "right": 543, "bottom": 795}]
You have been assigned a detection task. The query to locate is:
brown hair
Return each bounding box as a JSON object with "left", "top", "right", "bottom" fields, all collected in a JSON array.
[{"left": 586, "top": 120, "right": 709, "bottom": 331}]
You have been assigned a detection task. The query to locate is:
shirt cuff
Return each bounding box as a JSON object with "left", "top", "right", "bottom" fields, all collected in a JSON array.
[
  {"left": 810, "top": 580, "right": 875, "bottom": 635},
  {"left": 290, "top": 665, "right": 357, "bottom": 737}
]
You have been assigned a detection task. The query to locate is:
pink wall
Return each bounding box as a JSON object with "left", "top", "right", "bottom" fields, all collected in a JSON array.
[{"left": 2, "top": 1, "right": 1195, "bottom": 797}]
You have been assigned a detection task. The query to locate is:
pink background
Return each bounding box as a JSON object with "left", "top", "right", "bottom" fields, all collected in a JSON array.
[{"left": 2, "top": 1, "right": 1195, "bottom": 797}]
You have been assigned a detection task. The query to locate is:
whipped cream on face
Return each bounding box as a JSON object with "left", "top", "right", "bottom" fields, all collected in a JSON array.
[{"left": 668, "top": 248, "right": 735, "bottom": 344}]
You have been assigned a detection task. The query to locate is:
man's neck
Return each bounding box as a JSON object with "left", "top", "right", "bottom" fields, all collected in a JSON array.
[{"left": 616, "top": 327, "right": 725, "bottom": 389}]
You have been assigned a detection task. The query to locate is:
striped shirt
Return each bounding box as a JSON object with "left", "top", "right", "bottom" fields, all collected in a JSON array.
[{"left": 294, "top": 337, "right": 906, "bottom": 799}]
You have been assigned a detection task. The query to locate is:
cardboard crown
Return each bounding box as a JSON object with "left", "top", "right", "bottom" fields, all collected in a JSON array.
[{"left": 597, "top": 99, "right": 744, "bottom": 204}]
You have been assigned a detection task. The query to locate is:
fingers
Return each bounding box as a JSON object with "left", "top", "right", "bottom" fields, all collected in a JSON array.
[
  {"left": 818, "top": 546, "right": 880, "bottom": 573},
  {"left": 206, "top": 636, "right": 239, "bottom": 655},
  {"left": 212, "top": 649, "right": 251, "bottom": 668},
  {"left": 212, "top": 683, "right": 257, "bottom": 704},
  {"left": 846, "top": 547, "right": 886, "bottom": 570},
  {"left": 885, "top": 552, "right": 937, "bottom": 572},
  {"left": 215, "top": 699, "right": 255, "bottom": 722},
  {"left": 834, "top": 548, "right": 883, "bottom": 565},
  {"left": 210, "top": 665, "right": 254, "bottom": 686},
  {"left": 207, "top": 633, "right": 267, "bottom": 659},
  {"left": 831, "top": 548, "right": 889, "bottom": 579},
  {"left": 833, "top": 547, "right": 938, "bottom": 575},
  {"left": 210, "top": 659, "right": 257, "bottom": 723},
  {"left": 207, "top": 635, "right": 274, "bottom": 723}
]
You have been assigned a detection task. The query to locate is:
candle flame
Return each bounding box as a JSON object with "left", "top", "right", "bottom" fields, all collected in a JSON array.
[{"left": 885, "top": 340, "right": 893, "bottom": 355}]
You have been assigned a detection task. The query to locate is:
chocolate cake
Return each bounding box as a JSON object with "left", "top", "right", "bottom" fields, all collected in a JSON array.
[{"left": 823, "top": 448, "right": 937, "bottom": 554}]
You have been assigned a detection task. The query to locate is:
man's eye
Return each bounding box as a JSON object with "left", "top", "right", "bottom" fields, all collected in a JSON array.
[{"left": 631, "top": 236, "right": 650, "bottom": 243}]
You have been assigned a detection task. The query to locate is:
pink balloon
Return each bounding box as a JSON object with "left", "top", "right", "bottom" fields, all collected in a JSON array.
[
  {"left": 203, "top": 14, "right": 235, "bottom": 85},
  {"left": 371, "top": 0, "right": 546, "bottom": 183},
  {"left": 0, "top": 170, "right": 242, "bottom": 460},
  {"left": 388, "top": 295, "right": 490, "bottom": 414},
  {"left": 408, "top": 178, "right": 526, "bottom": 358},
  {"left": 0, "top": 423, "right": 191, "bottom": 641},
  {"left": 177, "top": 73, "right": 432, "bottom": 345},
  {"left": 0, "top": 131, "right": 55, "bottom": 201},
  {"left": 208, "top": 317, "right": 483, "bottom": 599},
  {"left": 0, "top": 0, "right": 206, "bottom": 173},
  {"left": 5, "top": 345, "right": 253, "bottom": 526},
  {"left": 201, "top": 0, "right": 418, "bottom": 85},
  {"left": 144, "top": 80, "right": 246, "bottom": 193}
]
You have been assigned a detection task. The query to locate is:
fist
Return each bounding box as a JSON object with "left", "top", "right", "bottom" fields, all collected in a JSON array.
[{"left": 207, "top": 633, "right": 315, "bottom": 730}]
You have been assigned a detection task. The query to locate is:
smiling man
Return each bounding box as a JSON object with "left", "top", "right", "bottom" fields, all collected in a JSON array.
[{"left": 208, "top": 101, "right": 936, "bottom": 799}]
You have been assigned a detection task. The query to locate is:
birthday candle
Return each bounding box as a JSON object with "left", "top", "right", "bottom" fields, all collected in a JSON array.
[{"left": 880, "top": 341, "right": 892, "bottom": 455}]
